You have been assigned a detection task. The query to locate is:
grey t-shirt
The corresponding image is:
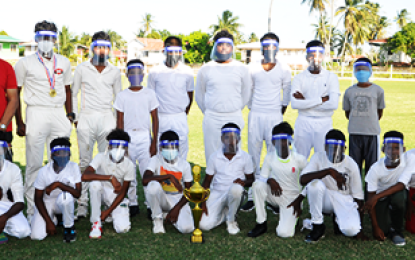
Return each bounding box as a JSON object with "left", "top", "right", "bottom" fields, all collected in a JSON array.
[{"left": 343, "top": 83, "right": 385, "bottom": 135}]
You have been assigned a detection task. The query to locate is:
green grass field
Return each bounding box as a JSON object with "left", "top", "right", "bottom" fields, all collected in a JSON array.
[{"left": 4, "top": 79, "right": 415, "bottom": 259}]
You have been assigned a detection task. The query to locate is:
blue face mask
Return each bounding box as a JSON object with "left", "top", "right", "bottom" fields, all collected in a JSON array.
[
  {"left": 128, "top": 74, "right": 144, "bottom": 86},
  {"left": 161, "top": 149, "right": 179, "bottom": 162},
  {"left": 53, "top": 156, "right": 70, "bottom": 169},
  {"left": 355, "top": 70, "right": 371, "bottom": 83}
]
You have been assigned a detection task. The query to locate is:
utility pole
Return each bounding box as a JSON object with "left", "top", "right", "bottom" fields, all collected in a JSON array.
[{"left": 268, "top": 0, "right": 274, "bottom": 32}]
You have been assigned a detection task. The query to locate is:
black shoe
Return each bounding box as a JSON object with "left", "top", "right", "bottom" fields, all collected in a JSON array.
[
  {"left": 305, "top": 223, "right": 326, "bottom": 243},
  {"left": 56, "top": 214, "right": 63, "bottom": 227},
  {"left": 129, "top": 205, "right": 140, "bottom": 217},
  {"left": 241, "top": 201, "right": 255, "bottom": 212},
  {"left": 332, "top": 215, "right": 341, "bottom": 235},
  {"left": 267, "top": 204, "right": 280, "bottom": 215},
  {"left": 147, "top": 208, "right": 152, "bottom": 220},
  {"left": 63, "top": 226, "right": 77, "bottom": 243},
  {"left": 248, "top": 222, "right": 267, "bottom": 238}
]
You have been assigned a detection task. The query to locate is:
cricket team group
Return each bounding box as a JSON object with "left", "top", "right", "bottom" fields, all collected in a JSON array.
[{"left": 0, "top": 20, "right": 414, "bottom": 246}]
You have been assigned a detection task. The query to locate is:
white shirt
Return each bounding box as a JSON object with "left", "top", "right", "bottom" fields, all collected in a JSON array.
[
  {"left": 113, "top": 88, "right": 159, "bottom": 132},
  {"left": 147, "top": 62, "right": 194, "bottom": 114},
  {"left": 14, "top": 53, "right": 72, "bottom": 107},
  {"left": 0, "top": 160, "right": 24, "bottom": 203},
  {"left": 290, "top": 68, "right": 340, "bottom": 117},
  {"left": 146, "top": 155, "right": 193, "bottom": 194},
  {"left": 34, "top": 161, "right": 82, "bottom": 202},
  {"left": 72, "top": 61, "right": 122, "bottom": 118},
  {"left": 195, "top": 60, "right": 252, "bottom": 114},
  {"left": 248, "top": 61, "right": 292, "bottom": 113},
  {"left": 89, "top": 153, "right": 135, "bottom": 189},
  {"left": 398, "top": 150, "right": 415, "bottom": 188},
  {"left": 206, "top": 148, "right": 254, "bottom": 191},
  {"left": 301, "top": 152, "right": 364, "bottom": 200},
  {"left": 260, "top": 151, "right": 308, "bottom": 195},
  {"left": 365, "top": 156, "right": 407, "bottom": 193}
]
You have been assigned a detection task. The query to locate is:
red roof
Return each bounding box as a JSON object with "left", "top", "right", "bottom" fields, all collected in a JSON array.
[
  {"left": 112, "top": 50, "right": 127, "bottom": 58},
  {"left": 137, "top": 38, "right": 164, "bottom": 51},
  {"left": 369, "top": 39, "right": 388, "bottom": 43}
]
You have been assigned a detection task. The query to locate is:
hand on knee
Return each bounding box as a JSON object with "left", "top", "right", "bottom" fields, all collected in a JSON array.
[{"left": 147, "top": 181, "right": 162, "bottom": 195}]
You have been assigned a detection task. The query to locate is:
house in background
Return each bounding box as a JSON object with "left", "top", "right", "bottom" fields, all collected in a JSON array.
[
  {"left": 19, "top": 41, "right": 37, "bottom": 56},
  {"left": 0, "top": 35, "right": 21, "bottom": 60},
  {"left": 127, "top": 38, "right": 164, "bottom": 65},
  {"left": 369, "top": 39, "right": 412, "bottom": 63}
]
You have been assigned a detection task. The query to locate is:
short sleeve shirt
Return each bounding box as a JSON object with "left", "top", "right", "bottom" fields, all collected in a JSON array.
[
  {"left": 0, "top": 160, "right": 24, "bottom": 203},
  {"left": 89, "top": 153, "right": 135, "bottom": 187}
]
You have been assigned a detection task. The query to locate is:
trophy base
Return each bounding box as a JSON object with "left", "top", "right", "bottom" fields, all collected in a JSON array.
[{"left": 191, "top": 234, "right": 204, "bottom": 244}]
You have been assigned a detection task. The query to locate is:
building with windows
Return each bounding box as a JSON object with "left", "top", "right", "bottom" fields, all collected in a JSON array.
[
  {"left": 127, "top": 38, "right": 164, "bottom": 65},
  {"left": 0, "top": 35, "right": 21, "bottom": 60}
]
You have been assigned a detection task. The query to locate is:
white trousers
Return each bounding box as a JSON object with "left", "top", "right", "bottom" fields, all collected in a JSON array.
[
  {"left": 159, "top": 112, "right": 189, "bottom": 160},
  {"left": 89, "top": 181, "right": 130, "bottom": 233},
  {"left": 199, "top": 184, "right": 244, "bottom": 231},
  {"left": 305, "top": 180, "right": 361, "bottom": 237},
  {"left": 146, "top": 181, "right": 194, "bottom": 233},
  {"left": 77, "top": 110, "right": 115, "bottom": 208},
  {"left": 25, "top": 106, "right": 72, "bottom": 215},
  {"left": 294, "top": 115, "right": 332, "bottom": 158},
  {"left": 203, "top": 110, "right": 244, "bottom": 163},
  {"left": 31, "top": 192, "right": 75, "bottom": 240},
  {"left": 127, "top": 131, "right": 151, "bottom": 206},
  {"left": 252, "top": 181, "right": 298, "bottom": 238},
  {"left": 0, "top": 201, "right": 31, "bottom": 239}
]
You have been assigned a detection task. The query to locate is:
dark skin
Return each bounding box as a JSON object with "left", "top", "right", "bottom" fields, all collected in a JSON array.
[
  {"left": 0, "top": 188, "right": 24, "bottom": 234},
  {"left": 215, "top": 43, "right": 233, "bottom": 64}
]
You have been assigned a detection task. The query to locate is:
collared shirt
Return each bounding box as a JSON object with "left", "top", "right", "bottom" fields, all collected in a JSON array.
[
  {"left": 206, "top": 148, "right": 254, "bottom": 191},
  {"left": 14, "top": 53, "right": 72, "bottom": 107},
  {"left": 147, "top": 62, "right": 194, "bottom": 114},
  {"left": 0, "top": 59, "right": 17, "bottom": 132},
  {"left": 0, "top": 160, "right": 24, "bottom": 203},
  {"left": 72, "top": 61, "right": 122, "bottom": 118},
  {"left": 366, "top": 156, "right": 407, "bottom": 193}
]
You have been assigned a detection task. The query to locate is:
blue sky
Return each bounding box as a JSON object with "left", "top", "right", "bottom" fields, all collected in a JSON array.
[{"left": 1, "top": 0, "right": 413, "bottom": 44}]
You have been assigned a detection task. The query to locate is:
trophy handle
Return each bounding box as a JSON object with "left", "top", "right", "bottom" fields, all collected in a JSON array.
[
  {"left": 201, "top": 189, "right": 210, "bottom": 203},
  {"left": 183, "top": 188, "right": 193, "bottom": 203}
]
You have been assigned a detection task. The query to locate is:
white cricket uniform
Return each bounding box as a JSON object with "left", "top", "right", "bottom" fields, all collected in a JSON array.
[
  {"left": 14, "top": 53, "right": 73, "bottom": 216},
  {"left": 145, "top": 155, "right": 194, "bottom": 233},
  {"left": 301, "top": 152, "right": 364, "bottom": 237},
  {"left": 199, "top": 149, "right": 254, "bottom": 231},
  {"left": 72, "top": 61, "right": 122, "bottom": 208},
  {"left": 88, "top": 153, "right": 135, "bottom": 233},
  {"left": 195, "top": 60, "right": 252, "bottom": 162},
  {"left": 252, "top": 151, "right": 307, "bottom": 237},
  {"left": 113, "top": 87, "right": 159, "bottom": 206},
  {"left": 290, "top": 69, "right": 340, "bottom": 158},
  {"left": 148, "top": 62, "right": 194, "bottom": 160},
  {"left": 0, "top": 160, "right": 31, "bottom": 239},
  {"left": 31, "top": 161, "right": 81, "bottom": 240}
]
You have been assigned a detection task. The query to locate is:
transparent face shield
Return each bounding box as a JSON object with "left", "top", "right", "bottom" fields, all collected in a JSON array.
[
  {"left": 51, "top": 146, "right": 71, "bottom": 171},
  {"left": 306, "top": 46, "right": 325, "bottom": 72},
  {"left": 90, "top": 40, "right": 112, "bottom": 66},
  {"left": 261, "top": 39, "right": 279, "bottom": 64},
  {"left": 221, "top": 128, "right": 241, "bottom": 155},
  {"left": 108, "top": 140, "right": 128, "bottom": 163},
  {"left": 272, "top": 134, "right": 292, "bottom": 160},
  {"left": 211, "top": 38, "right": 234, "bottom": 62},
  {"left": 164, "top": 46, "right": 183, "bottom": 68},
  {"left": 383, "top": 138, "right": 404, "bottom": 168},
  {"left": 159, "top": 140, "right": 180, "bottom": 164},
  {"left": 353, "top": 61, "right": 372, "bottom": 83},
  {"left": 35, "top": 31, "right": 57, "bottom": 58},
  {"left": 0, "top": 141, "right": 9, "bottom": 171},
  {"left": 126, "top": 63, "right": 144, "bottom": 86},
  {"left": 325, "top": 139, "right": 346, "bottom": 164}
]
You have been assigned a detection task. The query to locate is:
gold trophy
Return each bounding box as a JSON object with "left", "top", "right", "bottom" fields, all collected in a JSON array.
[{"left": 183, "top": 165, "right": 210, "bottom": 243}]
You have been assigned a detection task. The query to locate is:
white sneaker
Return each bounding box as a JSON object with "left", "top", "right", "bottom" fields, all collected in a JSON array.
[
  {"left": 153, "top": 218, "right": 165, "bottom": 234},
  {"left": 227, "top": 221, "right": 240, "bottom": 235},
  {"left": 76, "top": 205, "right": 88, "bottom": 218},
  {"left": 105, "top": 214, "right": 113, "bottom": 223},
  {"left": 89, "top": 221, "right": 102, "bottom": 239}
]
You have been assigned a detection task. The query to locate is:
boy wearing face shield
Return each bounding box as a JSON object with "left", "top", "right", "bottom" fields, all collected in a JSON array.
[
  {"left": 0, "top": 139, "right": 31, "bottom": 244},
  {"left": 290, "top": 40, "right": 340, "bottom": 159},
  {"left": 196, "top": 30, "right": 252, "bottom": 163},
  {"left": 247, "top": 122, "right": 307, "bottom": 238},
  {"left": 199, "top": 123, "right": 254, "bottom": 235},
  {"left": 290, "top": 130, "right": 366, "bottom": 243},
  {"left": 142, "top": 131, "right": 194, "bottom": 234},
  {"left": 364, "top": 131, "right": 408, "bottom": 246},
  {"left": 72, "top": 31, "right": 122, "bottom": 219},
  {"left": 242, "top": 33, "right": 292, "bottom": 212},
  {"left": 14, "top": 20, "right": 74, "bottom": 222},
  {"left": 31, "top": 137, "right": 81, "bottom": 243},
  {"left": 114, "top": 59, "right": 159, "bottom": 217},
  {"left": 81, "top": 129, "right": 134, "bottom": 239},
  {"left": 147, "top": 36, "right": 194, "bottom": 161}
]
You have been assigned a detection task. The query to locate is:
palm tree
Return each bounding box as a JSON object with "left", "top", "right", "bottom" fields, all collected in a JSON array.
[
  {"left": 141, "top": 13, "right": 155, "bottom": 36},
  {"left": 209, "top": 10, "right": 243, "bottom": 37},
  {"left": 248, "top": 33, "right": 259, "bottom": 43},
  {"left": 312, "top": 15, "right": 330, "bottom": 45},
  {"left": 302, "top": 0, "right": 328, "bottom": 45},
  {"left": 395, "top": 9, "right": 411, "bottom": 29},
  {"left": 58, "top": 26, "right": 77, "bottom": 58},
  {"left": 105, "top": 30, "right": 126, "bottom": 50},
  {"left": 369, "top": 16, "right": 390, "bottom": 40}
]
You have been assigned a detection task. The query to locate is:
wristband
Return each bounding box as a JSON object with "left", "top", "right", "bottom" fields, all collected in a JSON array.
[{"left": 67, "top": 112, "right": 76, "bottom": 120}]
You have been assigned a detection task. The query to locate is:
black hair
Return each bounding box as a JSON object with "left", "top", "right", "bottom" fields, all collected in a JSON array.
[
  {"left": 160, "top": 130, "right": 179, "bottom": 141},
  {"left": 34, "top": 20, "right": 57, "bottom": 33},
  {"left": 92, "top": 31, "right": 111, "bottom": 42},
  {"left": 213, "top": 30, "right": 234, "bottom": 42},
  {"left": 126, "top": 59, "right": 144, "bottom": 67},
  {"left": 260, "top": 32, "right": 280, "bottom": 43},
  {"left": 164, "top": 36, "right": 182, "bottom": 47},
  {"left": 325, "top": 129, "right": 346, "bottom": 141},
  {"left": 106, "top": 128, "right": 130, "bottom": 142},
  {"left": 50, "top": 137, "right": 71, "bottom": 150},
  {"left": 384, "top": 131, "right": 404, "bottom": 141},
  {"left": 355, "top": 57, "right": 373, "bottom": 66},
  {"left": 221, "top": 123, "right": 240, "bottom": 130},
  {"left": 272, "top": 122, "right": 293, "bottom": 136},
  {"left": 306, "top": 40, "right": 324, "bottom": 49}
]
